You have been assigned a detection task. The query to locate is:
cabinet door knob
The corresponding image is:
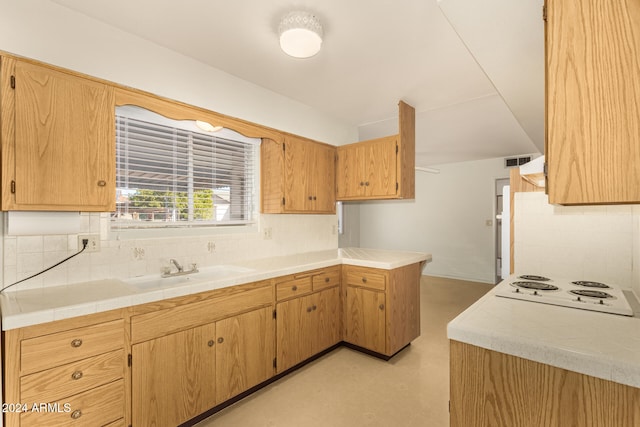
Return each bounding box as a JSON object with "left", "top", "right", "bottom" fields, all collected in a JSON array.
[
  {"left": 70, "top": 339, "right": 83, "bottom": 348},
  {"left": 208, "top": 340, "right": 215, "bottom": 347},
  {"left": 71, "top": 371, "right": 83, "bottom": 381},
  {"left": 217, "top": 337, "right": 224, "bottom": 344},
  {"left": 379, "top": 304, "right": 385, "bottom": 310},
  {"left": 365, "top": 181, "right": 370, "bottom": 186},
  {"left": 307, "top": 307, "right": 312, "bottom": 313},
  {"left": 312, "top": 305, "right": 317, "bottom": 311},
  {"left": 325, "top": 277, "right": 330, "bottom": 283},
  {"left": 308, "top": 196, "right": 313, "bottom": 200},
  {"left": 292, "top": 285, "right": 298, "bottom": 291},
  {"left": 313, "top": 196, "right": 317, "bottom": 200},
  {"left": 97, "top": 180, "right": 107, "bottom": 187},
  {"left": 71, "top": 409, "right": 82, "bottom": 420},
  {"left": 360, "top": 182, "right": 365, "bottom": 186},
  {"left": 362, "top": 277, "right": 367, "bottom": 283}
]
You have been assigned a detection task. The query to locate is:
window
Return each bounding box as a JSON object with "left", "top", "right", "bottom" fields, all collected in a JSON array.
[{"left": 113, "top": 106, "right": 259, "bottom": 229}]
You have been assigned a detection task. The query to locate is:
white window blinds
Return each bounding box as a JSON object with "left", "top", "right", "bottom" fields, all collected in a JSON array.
[{"left": 113, "top": 106, "right": 258, "bottom": 229}]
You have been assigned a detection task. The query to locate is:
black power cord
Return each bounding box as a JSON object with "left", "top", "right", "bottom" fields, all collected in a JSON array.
[{"left": 0, "top": 239, "right": 89, "bottom": 294}]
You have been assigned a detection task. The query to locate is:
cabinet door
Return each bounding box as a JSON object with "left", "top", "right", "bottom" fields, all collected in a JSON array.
[
  {"left": 276, "top": 294, "right": 314, "bottom": 373},
  {"left": 216, "top": 307, "right": 275, "bottom": 403},
  {"left": 311, "top": 143, "right": 337, "bottom": 213},
  {"left": 336, "top": 144, "right": 366, "bottom": 199},
  {"left": 336, "top": 136, "right": 397, "bottom": 200},
  {"left": 311, "top": 286, "right": 341, "bottom": 354},
  {"left": 132, "top": 323, "right": 216, "bottom": 427},
  {"left": 284, "top": 137, "right": 336, "bottom": 213},
  {"left": 284, "top": 137, "right": 312, "bottom": 211},
  {"left": 7, "top": 59, "right": 115, "bottom": 211},
  {"left": 345, "top": 286, "right": 386, "bottom": 354},
  {"left": 546, "top": 0, "right": 640, "bottom": 204},
  {"left": 363, "top": 136, "right": 397, "bottom": 198}
]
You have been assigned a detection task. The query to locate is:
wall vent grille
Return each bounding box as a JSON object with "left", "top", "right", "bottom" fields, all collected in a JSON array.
[{"left": 504, "top": 156, "right": 532, "bottom": 168}]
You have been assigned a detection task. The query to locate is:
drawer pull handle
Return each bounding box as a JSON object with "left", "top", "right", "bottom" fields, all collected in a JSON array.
[
  {"left": 217, "top": 337, "right": 224, "bottom": 344},
  {"left": 71, "top": 410, "right": 82, "bottom": 420},
  {"left": 292, "top": 285, "right": 298, "bottom": 291},
  {"left": 97, "top": 180, "right": 107, "bottom": 187},
  {"left": 71, "top": 371, "right": 83, "bottom": 380},
  {"left": 379, "top": 304, "right": 385, "bottom": 310},
  {"left": 325, "top": 277, "right": 330, "bottom": 283},
  {"left": 208, "top": 340, "right": 214, "bottom": 347},
  {"left": 362, "top": 277, "right": 367, "bottom": 283},
  {"left": 70, "top": 339, "right": 83, "bottom": 348}
]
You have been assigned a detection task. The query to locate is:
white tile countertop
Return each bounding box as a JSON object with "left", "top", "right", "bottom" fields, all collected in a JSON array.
[
  {"left": 0, "top": 248, "right": 431, "bottom": 331},
  {"left": 447, "top": 278, "right": 640, "bottom": 389}
]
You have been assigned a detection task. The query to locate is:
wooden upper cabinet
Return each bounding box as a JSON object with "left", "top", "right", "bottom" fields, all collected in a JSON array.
[
  {"left": 546, "top": 0, "right": 640, "bottom": 204},
  {"left": 336, "top": 101, "right": 415, "bottom": 201},
  {"left": 337, "top": 136, "right": 397, "bottom": 199},
  {"left": 261, "top": 135, "right": 336, "bottom": 214},
  {"left": 1, "top": 56, "right": 116, "bottom": 211}
]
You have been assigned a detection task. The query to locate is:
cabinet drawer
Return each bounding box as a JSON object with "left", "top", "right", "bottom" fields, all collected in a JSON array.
[
  {"left": 345, "top": 267, "right": 386, "bottom": 290},
  {"left": 21, "top": 350, "right": 124, "bottom": 403},
  {"left": 312, "top": 268, "right": 341, "bottom": 291},
  {"left": 21, "top": 320, "right": 124, "bottom": 375},
  {"left": 20, "top": 379, "right": 124, "bottom": 427},
  {"left": 276, "top": 277, "right": 312, "bottom": 301}
]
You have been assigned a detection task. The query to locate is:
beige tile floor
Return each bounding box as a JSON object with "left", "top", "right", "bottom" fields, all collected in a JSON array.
[{"left": 196, "top": 276, "right": 493, "bottom": 427}]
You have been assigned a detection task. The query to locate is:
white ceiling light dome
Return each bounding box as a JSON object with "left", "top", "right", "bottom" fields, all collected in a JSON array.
[{"left": 278, "top": 11, "right": 323, "bottom": 58}]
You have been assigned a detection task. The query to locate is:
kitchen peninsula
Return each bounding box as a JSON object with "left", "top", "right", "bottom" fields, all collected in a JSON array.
[
  {"left": 447, "top": 277, "right": 640, "bottom": 426},
  {"left": 1, "top": 247, "right": 430, "bottom": 427}
]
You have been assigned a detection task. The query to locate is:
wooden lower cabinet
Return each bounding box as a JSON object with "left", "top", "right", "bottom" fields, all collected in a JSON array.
[
  {"left": 450, "top": 341, "right": 640, "bottom": 427},
  {"left": 343, "top": 263, "right": 421, "bottom": 357},
  {"left": 215, "top": 307, "right": 275, "bottom": 403},
  {"left": 345, "top": 286, "right": 386, "bottom": 354},
  {"left": 132, "top": 307, "right": 275, "bottom": 427},
  {"left": 132, "top": 323, "right": 216, "bottom": 427},
  {"left": 2, "top": 310, "right": 126, "bottom": 427},
  {"left": 4, "top": 262, "right": 423, "bottom": 426},
  {"left": 276, "top": 286, "right": 341, "bottom": 373}
]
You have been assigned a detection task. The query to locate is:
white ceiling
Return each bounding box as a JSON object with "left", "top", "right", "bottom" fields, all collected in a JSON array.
[{"left": 52, "top": 0, "right": 544, "bottom": 167}]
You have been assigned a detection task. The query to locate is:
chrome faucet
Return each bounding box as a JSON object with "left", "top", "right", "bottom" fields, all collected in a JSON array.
[
  {"left": 163, "top": 259, "right": 198, "bottom": 278},
  {"left": 170, "top": 258, "right": 184, "bottom": 272}
]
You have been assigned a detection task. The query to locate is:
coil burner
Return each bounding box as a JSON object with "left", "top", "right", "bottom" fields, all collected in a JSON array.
[
  {"left": 512, "top": 281, "right": 559, "bottom": 291},
  {"left": 572, "top": 281, "right": 610, "bottom": 289},
  {"left": 569, "top": 289, "right": 614, "bottom": 299},
  {"left": 518, "top": 275, "right": 551, "bottom": 281}
]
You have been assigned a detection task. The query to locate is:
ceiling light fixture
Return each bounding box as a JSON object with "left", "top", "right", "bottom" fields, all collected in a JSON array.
[{"left": 278, "top": 11, "right": 323, "bottom": 58}]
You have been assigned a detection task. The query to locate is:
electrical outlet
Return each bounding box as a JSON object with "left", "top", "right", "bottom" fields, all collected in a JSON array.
[
  {"left": 263, "top": 227, "right": 273, "bottom": 240},
  {"left": 78, "top": 234, "right": 100, "bottom": 253}
]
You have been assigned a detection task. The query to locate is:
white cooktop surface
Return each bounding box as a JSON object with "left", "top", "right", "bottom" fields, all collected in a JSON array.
[{"left": 495, "top": 275, "right": 633, "bottom": 316}]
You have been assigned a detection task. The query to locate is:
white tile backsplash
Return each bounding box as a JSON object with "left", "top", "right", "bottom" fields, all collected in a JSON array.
[
  {"left": 2, "top": 212, "right": 339, "bottom": 291},
  {"left": 515, "top": 192, "right": 639, "bottom": 289}
]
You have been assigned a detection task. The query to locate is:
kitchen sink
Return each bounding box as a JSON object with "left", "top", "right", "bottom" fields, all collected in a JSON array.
[{"left": 126, "top": 264, "right": 255, "bottom": 291}]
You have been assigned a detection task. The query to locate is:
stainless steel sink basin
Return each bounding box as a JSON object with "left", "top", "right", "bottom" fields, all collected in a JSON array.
[{"left": 126, "top": 264, "right": 255, "bottom": 291}]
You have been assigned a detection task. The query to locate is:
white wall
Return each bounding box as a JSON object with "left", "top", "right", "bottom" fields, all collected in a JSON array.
[
  {"left": 0, "top": 0, "right": 355, "bottom": 291},
  {"left": 514, "top": 192, "right": 640, "bottom": 291},
  {"left": 358, "top": 157, "right": 511, "bottom": 284}
]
